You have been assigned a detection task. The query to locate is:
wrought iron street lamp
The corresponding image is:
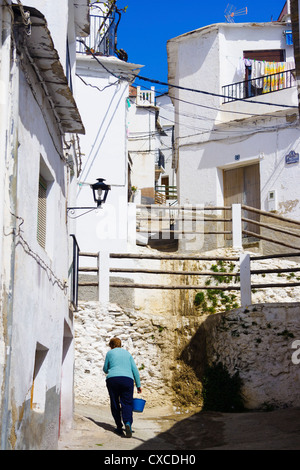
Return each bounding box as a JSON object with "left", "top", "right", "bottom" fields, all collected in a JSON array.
[
  {"left": 67, "top": 178, "right": 111, "bottom": 216},
  {"left": 90, "top": 178, "right": 111, "bottom": 207}
]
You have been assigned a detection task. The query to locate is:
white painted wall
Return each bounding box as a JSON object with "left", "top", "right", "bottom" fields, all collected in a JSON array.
[
  {"left": 75, "top": 55, "right": 142, "bottom": 253},
  {"left": 0, "top": 4, "right": 12, "bottom": 404},
  {"left": 127, "top": 90, "right": 157, "bottom": 201},
  {"left": 25, "top": 0, "right": 69, "bottom": 68},
  {"left": 156, "top": 93, "right": 176, "bottom": 187},
  {"left": 0, "top": 0, "right": 85, "bottom": 448}
]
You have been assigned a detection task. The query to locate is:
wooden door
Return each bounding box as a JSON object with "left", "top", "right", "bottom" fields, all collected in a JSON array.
[
  {"left": 224, "top": 163, "right": 260, "bottom": 239},
  {"left": 161, "top": 176, "right": 169, "bottom": 198}
]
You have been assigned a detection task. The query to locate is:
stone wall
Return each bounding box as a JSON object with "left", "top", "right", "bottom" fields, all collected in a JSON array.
[
  {"left": 74, "top": 300, "right": 300, "bottom": 411},
  {"left": 182, "top": 303, "right": 300, "bottom": 409},
  {"left": 74, "top": 302, "right": 181, "bottom": 408}
]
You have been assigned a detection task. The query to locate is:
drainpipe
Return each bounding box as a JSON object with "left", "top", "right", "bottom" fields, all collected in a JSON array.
[{"left": 0, "top": 1, "right": 19, "bottom": 449}]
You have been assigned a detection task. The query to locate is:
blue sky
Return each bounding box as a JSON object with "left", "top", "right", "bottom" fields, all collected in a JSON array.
[{"left": 117, "top": 0, "right": 287, "bottom": 91}]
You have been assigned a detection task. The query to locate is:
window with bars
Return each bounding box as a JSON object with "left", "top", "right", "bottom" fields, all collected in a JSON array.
[{"left": 37, "top": 175, "right": 47, "bottom": 249}]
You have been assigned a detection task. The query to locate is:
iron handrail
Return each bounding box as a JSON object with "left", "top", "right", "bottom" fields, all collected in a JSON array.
[{"left": 222, "top": 68, "right": 296, "bottom": 103}]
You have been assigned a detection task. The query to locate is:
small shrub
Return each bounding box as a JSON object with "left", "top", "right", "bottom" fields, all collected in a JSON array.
[
  {"left": 194, "top": 261, "right": 240, "bottom": 315},
  {"left": 201, "top": 362, "right": 244, "bottom": 412}
]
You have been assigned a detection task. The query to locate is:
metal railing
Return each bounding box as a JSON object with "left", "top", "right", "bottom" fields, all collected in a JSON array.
[
  {"left": 70, "top": 234, "right": 80, "bottom": 309},
  {"left": 76, "top": 14, "right": 116, "bottom": 56},
  {"left": 222, "top": 69, "right": 296, "bottom": 103}
]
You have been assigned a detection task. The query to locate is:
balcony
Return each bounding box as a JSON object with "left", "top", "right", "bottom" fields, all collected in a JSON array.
[
  {"left": 222, "top": 68, "right": 296, "bottom": 104},
  {"left": 76, "top": 13, "right": 116, "bottom": 57},
  {"left": 136, "top": 86, "right": 156, "bottom": 107}
]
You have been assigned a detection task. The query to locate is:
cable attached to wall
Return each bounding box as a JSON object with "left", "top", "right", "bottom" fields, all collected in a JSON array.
[{"left": 8, "top": 213, "right": 68, "bottom": 293}]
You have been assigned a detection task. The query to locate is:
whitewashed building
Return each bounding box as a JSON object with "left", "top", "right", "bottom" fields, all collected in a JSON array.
[
  {"left": 127, "top": 85, "right": 158, "bottom": 205},
  {"left": 155, "top": 93, "right": 176, "bottom": 203},
  {"left": 74, "top": 5, "right": 142, "bottom": 258},
  {"left": 127, "top": 87, "right": 176, "bottom": 205},
  {"left": 0, "top": 0, "right": 88, "bottom": 449},
  {"left": 167, "top": 7, "right": 300, "bottom": 250}
]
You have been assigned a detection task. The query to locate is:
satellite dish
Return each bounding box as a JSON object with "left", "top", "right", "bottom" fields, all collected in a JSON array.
[{"left": 225, "top": 4, "right": 248, "bottom": 23}]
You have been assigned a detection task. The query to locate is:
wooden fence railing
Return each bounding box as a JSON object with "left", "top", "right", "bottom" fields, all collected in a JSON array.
[
  {"left": 242, "top": 205, "right": 300, "bottom": 251},
  {"left": 78, "top": 204, "right": 300, "bottom": 307},
  {"left": 136, "top": 204, "right": 233, "bottom": 236},
  {"left": 78, "top": 250, "right": 300, "bottom": 308}
]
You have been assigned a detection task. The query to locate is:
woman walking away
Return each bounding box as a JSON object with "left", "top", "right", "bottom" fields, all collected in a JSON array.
[{"left": 103, "top": 337, "right": 142, "bottom": 438}]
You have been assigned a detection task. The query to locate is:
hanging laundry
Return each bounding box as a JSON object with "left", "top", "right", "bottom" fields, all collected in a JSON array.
[
  {"left": 262, "top": 61, "right": 288, "bottom": 93},
  {"left": 237, "top": 58, "right": 245, "bottom": 80},
  {"left": 278, "top": 62, "right": 285, "bottom": 90},
  {"left": 244, "top": 58, "right": 252, "bottom": 66},
  {"left": 234, "top": 58, "right": 295, "bottom": 97},
  {"left": 286, "top": 59, "right": 296, "bottom": 87},
  {"left": 251, "top": 60, "right": 265, "bottom": 88}
]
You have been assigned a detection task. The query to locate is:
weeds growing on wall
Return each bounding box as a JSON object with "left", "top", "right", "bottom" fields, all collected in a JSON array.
[
  {"left": 194, "top": 260, "right": 240, "bottom": 314},
  {"left": 172, "top": 360, "right": 203, "bottom": 409},
  {"left": 201, "top": 362, "right": 245, "bottom": 412}
]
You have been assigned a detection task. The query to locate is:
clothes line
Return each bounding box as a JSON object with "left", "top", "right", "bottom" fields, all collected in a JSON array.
[{"left": 237, "top": 58, "right": 296, "bottom": 92}]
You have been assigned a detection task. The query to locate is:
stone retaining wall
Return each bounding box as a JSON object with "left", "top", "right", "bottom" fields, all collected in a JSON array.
[
  {"left": 74, "top": 301, "right": 300, "bottom": 411},
  {"left": 182, "top": 303, "right": 300, "bottom": 409}
]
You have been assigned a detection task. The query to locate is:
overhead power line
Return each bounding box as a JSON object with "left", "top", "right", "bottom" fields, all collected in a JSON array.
[
  {"left": 133, "top": 74, "right": 298, "bottom": 110},
  {"left": 77, "top": 39, "right": 299, "bottom": 110}
]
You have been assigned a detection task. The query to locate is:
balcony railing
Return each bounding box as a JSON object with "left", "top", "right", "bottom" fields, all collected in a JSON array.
[
  {"left": 76, "top": 14, "right": 116, "bottom": 56},
  {"left": 222, "top": 69, "right": 296, "bottom": 103},
  {"left": 155, "top": 185, "right": 177, "bottom": 204},
  {"left": 136, "top": 86, "right": 156, "bottom": 107}
]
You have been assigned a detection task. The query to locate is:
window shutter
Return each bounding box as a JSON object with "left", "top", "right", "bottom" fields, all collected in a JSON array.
[
  {"left": 37, "top": 176, "right": 47, "bottom": 249},
  {"left": 243, "top": 49, "right": 285, "bottom": 62}
]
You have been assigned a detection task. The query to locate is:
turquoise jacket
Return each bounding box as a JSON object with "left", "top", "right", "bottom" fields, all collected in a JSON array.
[{"left": 103, "top": 347, "right": 141, "bottom": 387}]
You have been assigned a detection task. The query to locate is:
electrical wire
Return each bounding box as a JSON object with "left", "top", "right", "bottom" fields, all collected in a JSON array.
[
  {"left": 129, "top": 99, "right": 298, "bottom": 139},
  {"left": 131, "top": 73, "right": 299, "bottom": 110},
  {"left": 77, "top": 39, "right": 298, "bottom": 121},
  {"left": 76, "top": 40, "right": 299, "bottom": 142},
  {"left": 76, "top": 72, "right": 120, "bottom": 92},
  {"left": 15, "top": 0, "right": 31, "bottom": 35},
  {"left": 78, "top": 38, "right": 299, "bottom": 110},
  {"left": 10, "top": 213, "right": 67, "bottom": 292}
]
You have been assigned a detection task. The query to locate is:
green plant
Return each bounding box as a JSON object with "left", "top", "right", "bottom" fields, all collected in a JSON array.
[
  {"left": 201, "top": 362, "right": 244, "bottom": 412},
  {"left": 194, "top": 291, "right": 205, "bottom": 307},
  {"left": 194, "top": 261, "right": 240, "bottom": 315}
]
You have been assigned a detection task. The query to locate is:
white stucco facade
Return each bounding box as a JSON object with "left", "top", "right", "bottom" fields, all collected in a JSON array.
[
  {"left": 127, "top": 86, "right": 158, "bottom": 204},
  {"left": 156, "top": 93, "right": 176, "bottom": 189},
  {"left": 167, "top": 21, "right": 300, "bottom": 221},
  {"left": 0, "top": 0, "right": 87, "bottom": 449},
  {"left": 75, "top": 55, "right": 142, "bottom": 254}
]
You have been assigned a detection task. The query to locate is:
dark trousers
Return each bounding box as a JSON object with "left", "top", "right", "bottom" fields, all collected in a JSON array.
[{"left": 106, "top": 376, "right": 134, "bottom": 428}]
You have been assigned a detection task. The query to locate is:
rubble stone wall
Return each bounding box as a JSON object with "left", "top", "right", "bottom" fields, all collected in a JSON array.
[{"left": 74, "top": 300, "right": 300, "bottom": 410}]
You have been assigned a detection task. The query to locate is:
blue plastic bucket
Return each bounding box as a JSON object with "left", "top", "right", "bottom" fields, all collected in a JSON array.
[{"left": 133, "top": 398, "right": 146, "bottom": 413}]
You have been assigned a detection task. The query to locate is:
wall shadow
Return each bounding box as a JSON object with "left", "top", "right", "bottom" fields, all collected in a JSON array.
[{"left": 134, "top": 410, "right": 225, "bottom": 450}]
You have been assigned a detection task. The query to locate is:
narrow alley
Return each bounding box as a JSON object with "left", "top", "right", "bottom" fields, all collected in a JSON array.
[{"left": 58, "top": 404, "right": 300, "bottom": 451}]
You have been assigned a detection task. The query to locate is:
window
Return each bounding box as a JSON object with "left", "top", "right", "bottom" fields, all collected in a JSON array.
[
  {"left": 37, "top": 157, "right": 54, "bottom": 253},
  {"left": 37, "top": 175, "right": 47, "bottom": 249},
  {"left": 30, "top": 343, "right": 48, "bottom": 413},
  {"left": 243, "top": 49, "right": 285, "bottom": 62}
]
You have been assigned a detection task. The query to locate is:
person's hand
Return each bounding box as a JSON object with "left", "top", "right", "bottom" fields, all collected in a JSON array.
[{"left": 137, "top": 387, "right": 142, "bottom": 393}]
